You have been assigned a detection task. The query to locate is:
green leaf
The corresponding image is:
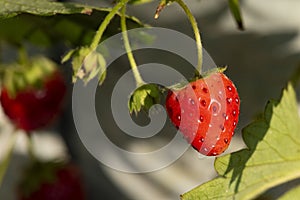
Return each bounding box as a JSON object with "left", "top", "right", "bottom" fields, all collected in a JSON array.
[
  {"left": 181, "top": 83, "right": 300, "bottom": 200},
  {"left": 228, "top": 0, "right": 244, "bottom": 30},
  {"left": 128, "top": 84, "right": 161, "bottom": 115},
  {"left": 0, "top": 7, "right": 144, "bottom": 84},
  {"left": 279, "top": 185, "right": 300, "bottom": 200},
  {"left": 0, "top": 0, "right": 92, "bottom": 19},
  {"left": 0, "top": 8, "right": 144, "bottom": 47},
  {"left": 0, "top": 133, "right": 17, "bottom": 187}
]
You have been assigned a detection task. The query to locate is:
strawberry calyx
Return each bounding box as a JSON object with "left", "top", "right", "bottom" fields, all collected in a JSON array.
[
  {"left": 168, "top": 66, "right": 228, "bottom": 92},
  {"left": 2, "top": 56, "right": 57, "bottom": 98},
  {"left": 128, "top": 83, "right": 162, "bottom": 115}
]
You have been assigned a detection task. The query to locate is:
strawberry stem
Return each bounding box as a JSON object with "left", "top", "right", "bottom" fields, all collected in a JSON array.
[
  {"left": 173, "top": 0, "right": 203, "bottom": 77},
  {"left": 90, "top": 0, "right": 130, "bottom": 50},
  {"left": 18, "top": 47, "right": 30, "bottom": 67},
  {"left": 154, "top": 0, "right": 168, "bottom": 19},
  {"left": 27, "top": 133, "right": 36, "bottom": 162},
  {"left": 120, "top": 5, "right": 145, "bottom": 87},
  {"left": 0, "top": 129, "right": 18, "bottom": 187}
]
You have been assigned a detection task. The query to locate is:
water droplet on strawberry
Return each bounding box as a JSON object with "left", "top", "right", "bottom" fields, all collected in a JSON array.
[
  {"left": 235, "top": 97, "right": 239, "bottom": 104},
  {"left": 227, "top": 86, "right": 232, "bottom": 91},
  {"left": 226, "top": 98, "right": 232, "bottom": 104},
  {"left": 210, "top": 100, "right": 221, "bottom": 116},
  {"left": 189, "top": 98, "right": 195, "bottom": 105},
  {"left": 200, "top": 137, "right": 204, "bottom": 142},
  {"left": 232, "top": 110, "right": 237, "bottom": 116},
  {"left": 199, "top": 115, "right": 204, "bottom": 122}
]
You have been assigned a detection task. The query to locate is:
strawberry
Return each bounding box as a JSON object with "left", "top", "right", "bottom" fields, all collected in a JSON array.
[
  {"left": 0, "top": 57, "right": 66, "bottom": 132},
  {"left": 17, "top": 161, "right": 86, "bottom": 200},
  {"left": 165, "top": 71, "right": 240, "bottom": 156}
]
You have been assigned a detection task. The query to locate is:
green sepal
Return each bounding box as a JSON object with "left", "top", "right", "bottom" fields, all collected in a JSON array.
[
  {"left": 168, "top": 66, "right": 228, "bottom": 91},
  {"left": 2, "top": 56, "right": 57, "bottom": 98},
  {"left": 63, "top": 47, "right": 107, "bottom": 85},
  {"left": 128, "top": 83, "right": 162, "bottom": 115}
]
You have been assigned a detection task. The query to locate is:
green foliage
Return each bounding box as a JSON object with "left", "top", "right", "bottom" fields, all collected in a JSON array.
[
  {"left": 278, "top": 185, "right": 300, "bottom": 200},
  {"left": 0, "top": 133, "right": 17, "bottom": 187},
  {"left": 0, "top": 0, "right": 91, "bottom": 19},
  {"left": 0, "top": 7, "right": 143, "bottom": 47},
  {"left": 0, "top": 0, "right": 144, "bottom": 85},
  {"left": 2, "top": 56, "right": 57, "bottom": 97},
  {"left": 228, "top": 0, "right": 244, "bottom": 30},
  {"left": 181, "top": 83, "right": 300, "bottom": 200},
  {"left": 128, "top": 84, "right": 161, "bottom": 115}
]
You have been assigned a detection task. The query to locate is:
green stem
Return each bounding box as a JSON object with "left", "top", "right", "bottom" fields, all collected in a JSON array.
[
  {"left": 0, "top": 129, "right": 18, "bottom": 188},
  {"left": 90, "top": 0, "right": 130, "bottom": 50},
  {"left": 27, "top": 133, "right": 36, "bottom": 162},
  {"left": 18, "top": 46, "right": 30, "bottom": 67},
  {"left": 173, "top": 0, "right": 203, "bottom": 76},
  {"left": 120, "top": 5, "right": 144, "bottom": 86}
]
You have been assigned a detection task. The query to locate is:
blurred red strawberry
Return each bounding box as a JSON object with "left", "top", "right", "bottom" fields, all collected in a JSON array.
[
  {"left": 0, "top": 57, "right": 66, "bottom": 132},
  {"left": 17, "top": 161, "right": 86, "bottom": 200}
]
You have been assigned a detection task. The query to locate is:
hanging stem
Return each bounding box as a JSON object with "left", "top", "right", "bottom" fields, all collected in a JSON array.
[
  {"left": 120, "top": 5, "right": 144, "bottom": 86},
  {"left": 90, "top": 0, "right": 130, "bottom": 50},
  {"left": 173, "top": 0, "right": 203, "bottom": 76},
  {"left": 0, "top": 129, "right": 18, "bottom": 187},
  {"left": 27, "top": 133, "right": 36, "bottom": 162}
]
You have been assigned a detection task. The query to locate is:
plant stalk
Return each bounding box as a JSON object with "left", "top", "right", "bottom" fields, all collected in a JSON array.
[
  {"left": 173, "top": 0, "right": 203, "bottom": 76},
  {"left": 90, "top": 0, "right": 130, "bottom": 50},
  {"left": 120, "top": 5, "right": 144, "bottom": 86}
]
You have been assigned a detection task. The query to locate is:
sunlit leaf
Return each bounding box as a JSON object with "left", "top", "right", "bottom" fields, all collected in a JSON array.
[
  {"left": 0, "top": 0, "right": 91, "bottom": 19},
  {"left": 181, "top": 83, "right": 300, "bottom": 200}
]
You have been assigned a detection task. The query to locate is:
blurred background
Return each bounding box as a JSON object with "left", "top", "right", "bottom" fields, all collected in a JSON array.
[{"left": 1, "top": 0, "right": 300, "bottom": 199}]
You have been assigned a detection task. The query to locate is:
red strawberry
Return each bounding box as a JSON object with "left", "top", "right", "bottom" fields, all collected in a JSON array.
[
  {"left": 17, "top": 161, "right": 86, "bottom": 200},
  {"left": 165, "top": 71, "right": 240, "bottom": 156},
  {"left": 0, "top": 57, "right": 66, "bottom": 132}
]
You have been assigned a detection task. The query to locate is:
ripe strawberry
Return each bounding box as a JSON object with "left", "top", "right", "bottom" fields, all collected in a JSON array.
[
  {"left": 0, "top": 57, "right": 66, "bottom": 132},
  {"left": 17, "top": 161, "right": 86, "bottom": 200},
  {"left": 165, "top": 71, "right": 240, "bottom": 156}
]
